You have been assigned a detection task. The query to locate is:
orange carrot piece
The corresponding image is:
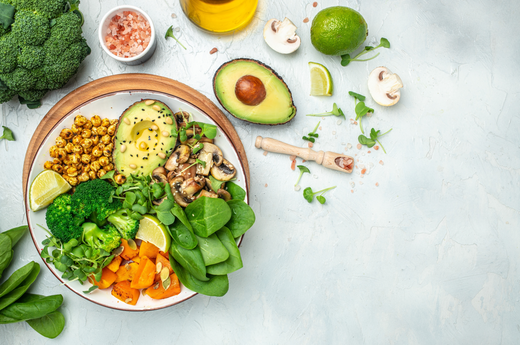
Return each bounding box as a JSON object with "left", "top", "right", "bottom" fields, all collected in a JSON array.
[
  {"left": 131, "top": 256, "right": 156, "bottom": 289},
  {"left": 115, "top": 262, "right": 139, "bottom": 282},
  {"left": 106, "top": 255, "right": 122, "bottom": 273},
  {"left": 111, "top": 281, "right": 140, "bottom": 305},
  {"left": 89, "top": 267, "right": 117, "bottom": 289},
  {"left": 120, "top": 239, "right": 139, "bottom": 261},
  {"left": 146, "top": 273, "right": 181, "bottom": 300},
  {"left": 139, "top": 241, "right": 160, "bottom": 259}
]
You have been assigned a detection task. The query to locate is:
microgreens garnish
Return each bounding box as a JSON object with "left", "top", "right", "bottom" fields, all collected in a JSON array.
[
  {"left": 303, "top": 186, "right": 336, "bottom": 204},
  {"left": 165, "top": 25, "right": 187, "bottom": 50},
  {"left": 306, "top": 103, "right": 345, "bottom": 119},
  {"left": 358, "top": 128, "right": 392, "bottom": 153},
  {"left": 340, "top": 38, "right": 390, "bottom": 67},
  {"left": 348, "top": 91, "right": 373, "bottom": 134},
  {"left": 294, "top": 165, "right": 310, "bottom": 186},
  {"left": 302, "top": 121, "right": 320, "bottom": 143}
]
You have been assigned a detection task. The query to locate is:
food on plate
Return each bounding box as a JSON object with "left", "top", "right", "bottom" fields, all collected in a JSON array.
[
  {"left": 29, "top": 170, "right": 71, "bottom": 212},
  {"left": 263, "top": 18, "right": 300, "bottom": 54},
  {"left": 104, "top": 10, "right": 151, "bottom": 58},
  {"left": 0, "top": 226, "right": 65, "bottom": 339},
  {"left": 368, "top": 66, "right": 403, "bottom": 106},
  {"left": 310, "top": 6, "right": 367, "bottom": 56},
  {"left": 0, "top": 0, "right": 90, "bottom": 108},
  {"left": 43, "top": 114, "right": 117, "bottom": 186},
  {"left": 213, "top": 58, "right": 296, "bottom": 125},
  {"left": 35, "top": 101, "right": 256, "bottom": 303},
  {"left": 113, "top": 99, "right": 177, "bottom": 178},
  {"left": 308, "top": 62, "right": 333, "bottom": 96},
  {"left": 340, "top": 37, "right": 390, "bottom": 67}
]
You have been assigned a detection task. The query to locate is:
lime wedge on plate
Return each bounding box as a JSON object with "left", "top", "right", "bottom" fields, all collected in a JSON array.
[
  {"left": 309, "top": 62, "right": 333, "bottom": 96},
  {"left": 136, "top": 215, "right": 171, "bottom": 252},
  {"left": 29, "top": 170, "right": 71, "bottom": 211}
]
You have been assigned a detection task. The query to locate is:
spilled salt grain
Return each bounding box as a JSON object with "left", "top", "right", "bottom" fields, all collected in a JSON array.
[
  {"left": 303, "top": 17, "right": 309, "bottom": 23},
  {"left": 375, "top": 182, "right": 379, "bottom": 187},
  {"left": 265, "top": 183, "right": 268, "bottom": 187},
  {"left": 357, "top": 143, "right": 362, "bottom": 150},
  {"left": 171, "top": 13, "right": 177, "bottom": 18},
  {"left": 337, "top": 120, "right": 342, "bottom": 125},
  {"left": 351, "top": 190, "right": 354, "bottom": 193},
  {"left": 332, "top": 131, "right": 336, "bottom": 135},
  {"left": 308, "top": 142, "right": 314, "bottom": 148},
  {"left": 289, "top": 155, "right": 296, "bottom": 161},
  {"left": 313, "top": 2, "right": 318, "bottom": 7},
  {"left": 294, "top": 185, "right": 301, "bottom": 191},
  {"left": 379, "top": 160, "right": 384, "bottom": 165},
  {"left": 350, "top": 182, "right": 355, "bottom": 188},
  {"left": 210, "top": 47, "right": 218, "bottom": 54}
]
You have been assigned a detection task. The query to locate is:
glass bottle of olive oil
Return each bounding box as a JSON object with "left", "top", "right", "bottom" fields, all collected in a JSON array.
[{"left": 180, "top": 0, "right": 258, "bottom": 33}]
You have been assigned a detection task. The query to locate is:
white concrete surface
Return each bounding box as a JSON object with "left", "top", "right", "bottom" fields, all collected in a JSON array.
[{"left": 1, "top": 0, "right": 519, "bottom": 343}]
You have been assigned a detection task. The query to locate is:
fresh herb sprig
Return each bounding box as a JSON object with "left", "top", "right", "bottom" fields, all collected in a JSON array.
[
  {"left": 303, "top": 186, "right": 336, "bottom": 204},
  {"left": 302, "top": 121, "right": 320, "bottom": 143},
  {"left": 348, "top": 91, "right": 373, "bottom": 134},
  {"left": 358, "top": 128, "right": 392, "bottom": 153},
  {"left": 306, "top": 103, "right": 345, "bottom": 119},
  {"left": 0, "top": 126, "right": 14, "bottom": 141},
  {"left": 295, "top": 165, "right": 310, "bottom": 186},
  {"left": 165, "top": 25, "right": 187, "bottom": 50},
  {"left": 340, "top": 38, "right": 390, "bottom": 67}
]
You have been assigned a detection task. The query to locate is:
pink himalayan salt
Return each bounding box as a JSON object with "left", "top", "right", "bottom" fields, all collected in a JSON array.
[{"left": 105, "top": 11, "right": 151, "bottom": 58}]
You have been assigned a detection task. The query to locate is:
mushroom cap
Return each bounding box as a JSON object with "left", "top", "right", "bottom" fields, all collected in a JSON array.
[
  {"left": 368, "top": 66, "right": 403, "bottom": 107},
  {"left": 263, "top": 18, "right": 301, "bottom": 54}
]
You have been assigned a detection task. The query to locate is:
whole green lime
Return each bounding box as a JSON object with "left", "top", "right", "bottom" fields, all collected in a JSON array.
[{"left": 310, "top": 6, "right": 368, "bottom": 56}]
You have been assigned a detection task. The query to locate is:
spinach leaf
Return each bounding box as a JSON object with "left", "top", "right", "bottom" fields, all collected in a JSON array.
[
  {"left": 186, "top": 197, "right": 231, "bottom": 237},
  {"left": 153, "top": 198, "right": 176, "bottom": 226},
  {"left": 170, "top": 255, "right": 229, "bottom": 297},
  {"left": 209, "top": 176, "right": 225, "bottom": 193},
  {"left": 169, "top": 240, "right": 208, "bottom": 281},
  {"left": 168, "top": 218, "right": 198, "bottom": 250},
  {"left": 171, "top": 204, "right": 194, "bottom": 232},
  {"left": 0, "top": 234, "right": 13, "bottom": 279},
  {"left": 207, "top": 227, "right": 243, "bottom": 275},
  {"left": 196, "top": 234, "right": 229, "bottom": 266},
  {"left": 0, "top": 263, "right": 40, "bottom": 311},
  {"left": 226, "top": 182, "right": 246, "bottom": 201},
  {"left": 3, "top": 226, "right": 27, "bottom": 248},
  {"left": 0, "top": 314, "right": 19, "bottom": 324},
  {"left": 0, "top": 294, "right": 63, "bottom": 321},
  {"left": 27, "top": 311, "right": 65, "bottom": 339},
  {"left": 225, "top": 200, "right": 255, "bottom": 238},
  {"left": 0, "top": 262, "right": 35, "bottom": 298}
]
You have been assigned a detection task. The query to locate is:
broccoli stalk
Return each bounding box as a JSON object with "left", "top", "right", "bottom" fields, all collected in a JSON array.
[
  {"left": 82, "top": 223, "right": 121, "bottom": 253},
  {"left": 107, "top": 209, "right": 139, "bottom": 240}
]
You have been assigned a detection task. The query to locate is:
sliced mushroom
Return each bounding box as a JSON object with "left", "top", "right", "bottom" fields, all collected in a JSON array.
[
  {"left": 263, "top": 18, "right": 301, "bottom": 54},
  {"left": 164, "top": 150, "right": 180, "bottom": 171},
  {"left": 152, "top": 171, "right": 168, "bottom": 184},
  {"left": 217, "top": 188, "right": 232, "bottom": 201},
  {"left": 153, "top": 167, "right": 167, "bottom": 176},
  {"left": 174, "top": 145, "right": 190, "bottom": 164},
  {"left": 202, "top": 143, "right": 223, "bottom": 166},
  {"left": 181, "top": 176, "right": 205, "bottom": 196},
  {"left": 152, "top": 197, "right": 166, "bottom": 206},
  {"left": 174, "top": 111, "right": 190, "bottom": 128},
  {"left": 210, "top": 158, "right": 236, "bottom": 181},
  {"left": 199, "top": 137, "right": 214, "bottom": 144},
  {"left": 175, "top": 162, "right": 197, "bottom": 180},
  {"left": 197, "top": 152, "right": 213, "bottom": 176},
  {"left": 197, "top": 190, "right": 218, "bottom": 199},
  {"left": 170, "top": 177, "right": 191, "bottom": 207},
  {"left": 368, "top": 67, "right": 403, "bottom": 106}
]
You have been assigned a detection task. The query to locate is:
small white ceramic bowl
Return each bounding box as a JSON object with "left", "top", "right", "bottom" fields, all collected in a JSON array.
[{"left": 98, "top": 5, "right": 157, "bottom": 65}]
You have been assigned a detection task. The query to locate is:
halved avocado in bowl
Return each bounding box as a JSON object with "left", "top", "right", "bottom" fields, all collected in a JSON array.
[{"left": 213, "top": 59, "right": 297, "bottom": 125}]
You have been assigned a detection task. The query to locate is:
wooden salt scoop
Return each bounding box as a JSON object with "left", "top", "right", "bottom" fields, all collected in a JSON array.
[{"left": 255, "top": 136, "right": 354, "bottom": 173}]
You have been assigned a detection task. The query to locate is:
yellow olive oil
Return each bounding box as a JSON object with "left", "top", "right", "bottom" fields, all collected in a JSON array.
[{"left": 180, "top": 0, "right": 258, "bottom": 33}]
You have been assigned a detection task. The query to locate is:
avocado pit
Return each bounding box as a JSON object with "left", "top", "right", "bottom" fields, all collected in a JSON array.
[{"left": 235, "top": 75, "right": 266, "bottom": 106}]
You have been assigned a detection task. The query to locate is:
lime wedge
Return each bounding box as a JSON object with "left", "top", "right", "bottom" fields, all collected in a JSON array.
[
  {"left": 29, "top": 170, "right": 71, "bottom": 211},
  {"left": 309, "top": 62, "right": 333, "bottom": 96},
  {"left": 135, "top": 215, "right": 171, "bottom": 252}
]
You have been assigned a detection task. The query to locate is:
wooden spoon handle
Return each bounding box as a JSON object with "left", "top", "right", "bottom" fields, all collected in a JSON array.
[{"left": 255, "top": 136, "right": 354, "bottom": 173}]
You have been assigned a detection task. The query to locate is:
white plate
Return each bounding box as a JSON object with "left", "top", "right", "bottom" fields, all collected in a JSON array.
[{"left": 25, "top": 91, "right": 248, "bottom": 311}]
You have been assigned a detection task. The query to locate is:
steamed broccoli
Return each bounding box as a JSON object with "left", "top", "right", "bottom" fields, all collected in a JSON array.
[
  {"left": 45, "top": 193, "right": 84, "bottom": 243},
  {"left": 107, "top": 209, "right": 140, "bottom": 240},
  {"left": 82, "top": 222, "right": 122, "bottom": 253},
  {"left": 0, "top": 0, "right": 89, "bottom": 108},
  {"left": 71, "top": 179, "right": 122, "bottom": 222}
]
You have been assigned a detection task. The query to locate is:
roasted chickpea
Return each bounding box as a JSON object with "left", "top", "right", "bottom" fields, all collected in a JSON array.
[
  {"left": 110, "top": 119, "right": 118, "bottom": 125},
  {"left": 97, "top": 126, "right": 107, "bottom": 136},
  {"left": 104, "top": 163, "right": 114, "bottom": 171},
  {"left": 66, "top": 166, "right": 78, "bottom": 177},
  {"left": 91, "top": 115, "right": 102, "bottom": 127},
  {"left": 107, "top": 124, "right": 117, "bottom": 136},
  {"left": 96, "top": 143, "right": 105, "bottom": 150},
  {"left": 91, "top": 135, "right": 100, "bottom": 145},
  {"left": 92, "top": 146, "right": 103, "bottom": 157},
  {"left": 62, "top": 155, "right": 71, "bottom": 166},
  {"left": 68, "top": 176, "right": 79, "bottom": 186},
  {"left": 60, "top": 128, "right": 74, "bottom": 140},
  {"left": 72, "top": 144, "right": 83, "bottom": 155},
  {"left": 114, "top": 173, "right": 126, "bottom": 185},
  {"left": 44, "top": 161, "right": 54, "bottom": 170},
  {"left": 52, "top": 164, "right": 63, "bottom": 173},
  {"left": 82, "top": 164, "right": 91, "bottom": 173},
  {"left": 88, "top": 171, "right": 97, "bottom": 180},
  {"left": 55, "top": 136, "right": 66, "bottom": 148},
  {"left": 81, "top": 154, "right": 91, "bottom": 164},
  {"left": 103, "top": 144, "right": 113, "bottom": 157},
  {"left": 71, "top": 135, "right": 82, "bottom": 145},
  {"left": 83, "top": 121, "right": 93, "bottom": 130},
  {"left": 97, "top": 169, "right": 107, "bottom": 178},
  {"left": 91, "top": 126, "right": 99, "bottom": 136},
  {"left": 90, "top": 161, "right": 101, "bottom": 172},
  {"left": 74, "top": 115, "right": 87, "bottom": 127},
  {"left": 81, "top": 129, "right": 92, "bottom": 138},
  {"left": 56, "top": 149, "right": 67, "bottom": 160},
  {"left": 49, "top": 145, "right": 59, "bottom": 158},
  {"left": 71, "top": 153, "right": 82, "bottom": 165},
  {"left": 78, "top": 172, "right": 89, "bottom": 182},
  {"left": 52, "top": 158, "right": 61, "bottom": 165},
  {"left": 98, "top": 156, "right": 109, "bottom": 167},
  {"left": 64, "top": 142, "right": 74, "bottom": 153},
  {"left": 101, "top": 118, "right": 110, "bottom": 127},
  {"left": 80, "top": 138, "right": 93, "bottom": 149},
  {"left": 71, "top": 124, "right": 81, "bottom": 133},
  {"left": 101, "top": 134, "right": 111, "bottom": 145},
  {"left": 84, "top": 146, "right": 93, "bottom": 154}
]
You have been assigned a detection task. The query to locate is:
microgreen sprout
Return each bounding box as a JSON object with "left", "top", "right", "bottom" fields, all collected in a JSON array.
[
  {"left": 340, "top": 38, "right": 390, "bottom": 67},
  {"left": 303, "top": 186, "right": 336, "bottom": 204},
  {"left": 294, "top": 165, "right": 310, "bottom": 186},
  {"left": 0, "top": 126, "right": 14, "bottom": 141},
  {"left": 349, "top": 91, "right": 373, "bottom": 134},
  {"left": 302, "top": 121, "right": 320, "bottom": 143},
  {"left": 179, "top": 158, "right": 206, "bottom": 174},
  {"left": 306, "top": 103, "right": 345, "bottom": 119},
  {"left": 358, "top": 128, "right": 393, "bottom": 153},
  {"left": 165, "top": 25, "right": 187, "bottom": 50}
]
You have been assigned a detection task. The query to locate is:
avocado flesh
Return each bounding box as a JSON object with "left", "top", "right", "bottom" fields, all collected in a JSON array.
[
  {"left": 214, "top": 59, "right": 296, "bottom": 125},
  {"left": 113, "top": 100, "right": 177, "bottom": 177}
]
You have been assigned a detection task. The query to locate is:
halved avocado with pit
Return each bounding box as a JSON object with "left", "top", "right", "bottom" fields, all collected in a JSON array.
[
  {"left": 113, "top": 100, "right": 177, "bottom": 177},
  {"left": 213, "top": 59, "right": 297, "bottom": 125}
]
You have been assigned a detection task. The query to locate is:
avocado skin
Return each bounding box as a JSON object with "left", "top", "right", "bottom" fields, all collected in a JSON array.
[{"left": 213, "top": 58, "right": 297, "bottom": 126}]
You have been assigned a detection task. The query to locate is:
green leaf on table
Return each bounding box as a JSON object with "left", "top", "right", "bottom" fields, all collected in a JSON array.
[
  {"left": 0, "top": 263, "right": 40, "bottom": 311},
  {"left": 165, "top": 25, "right": 187, "bottom": 50},
  {"left": 0, "top": 126, "right": 14, "bottom": 141},
  {"left": 0, "top": 294, "right": 63, "bottom": 321},
  {"left": 0, "top": 262, "right": 36, "bottom": 299},
  {"left": 348, "top": 91, "right": 366, "bottom": 102},
  {"left": 27, "top": 311, "right": 65, "bottom": 339}
]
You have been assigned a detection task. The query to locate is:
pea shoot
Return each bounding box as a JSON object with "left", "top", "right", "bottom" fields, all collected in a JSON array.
[
  {"left": 165, "top": 25, "right": 187, "bottom": 50},
  {"left": 306, "top": 103, "right": 345, "bottom": 119},
  {"left": 358, "top": 128, "right": 392, "bottom": 153},
  {"left": 340, "top": 38, "right": 390, "bottom": 67},
  {"left": 303, "top": 186, "right": 336, "bottom": 204},
  {"left": 302, "top": 121, "right": 320, "bottom": 143},
  {"left": 294, "top": 165, "right": 310, "bottom": 187},
  {"left": 349, "top": 91, "right": 373, "bottom": 134}
]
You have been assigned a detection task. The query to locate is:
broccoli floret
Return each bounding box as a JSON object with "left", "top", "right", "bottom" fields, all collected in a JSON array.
[
  {"left": 16, "top": 0, "right": 67, "bottom": 19},
  {"left": 44, "top": 12, "right": 82, "bottom": 61},
  {"left": 0, "top": 67, "right": 37, "bottom": 92},
  {"left": 71, "top": 179, "right": 122, "bottom": 221},
  {"left": 43, "top": 39, "right": 89, "bottom": 90},
  {"left": 18, "top": 89, "right": 48, "bottom": 102},
  {"left": 11, "top": 10, "right": 50, "bottom": 46},
  {"left": 0, "top": 89, "right": 15, "bottom": 103},
  {"left": 17, "top": 45, "right": 45, "bottom": 69},
  {"left": 0, "top": 34, "right": 17, "bottom": 74},
  {"left": 107, "top": 209, "right": 140, "bottom": 240},
  {"left": 82, "top": 222, "right": 122, "bottom": 253},
  {"left": 45, "top": 194, "right": 85, "bottom": 243}
]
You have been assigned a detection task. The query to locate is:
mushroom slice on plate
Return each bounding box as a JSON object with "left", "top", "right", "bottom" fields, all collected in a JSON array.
[
  {"left": 210, "top": 158, "right": 236, "bottom": 181},
  {"left": 264, "top": 18, "right": 301, "bottom": 54},
  {"left": 368, "top": 66, "right": 403, "bottom": 106},
  {"left": 217, "top": 188, "right": 232, "bottom": 201},
  {"left": 196, "top": 143, "right": 223, "bottom": 176},
  {"left": 198, "top": 190, "right": 219, "bottom": 199}
]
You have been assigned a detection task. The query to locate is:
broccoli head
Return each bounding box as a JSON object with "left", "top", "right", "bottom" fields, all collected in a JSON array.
[
  {"left": 0, "top": 67, "right": 37, "bottom": 91},
  {"left": 45, "top": 193, "right": 84, "bottom": 243},
  {"left": 16, "top": 0, "right": 67, "bottom": 19},
  {"left": 0, "top": 34, "right": 18, "bottom": 74},
  {"left": 107, "top": 209, "right": 140, "bottom": 240},
  {"left": 11, "top": 10, "right": 50, "bottom": 46},
  {"left": 71, "top": 179, "right": 122, "bottom": 221},
  {"left": 82, "top": 222, "right": 122, "bottom": 253},
  {"left": 18, "top": 45, "right": 45, "bottom": 69}
]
